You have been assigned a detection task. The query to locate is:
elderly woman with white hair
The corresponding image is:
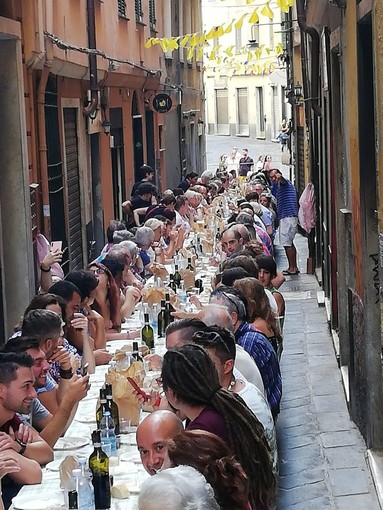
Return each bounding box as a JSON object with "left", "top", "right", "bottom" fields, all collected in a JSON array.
[
  {"left": 138, "top": 465, "right": 220, "bottom": 510},
  {"left": 134, "top": 226, "right": 156, "bottom": 278}
]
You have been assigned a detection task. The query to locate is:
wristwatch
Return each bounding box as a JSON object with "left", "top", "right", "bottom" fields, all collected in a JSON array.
[{"left": 16, "top": 438, "right": 27, "bottom": 455}]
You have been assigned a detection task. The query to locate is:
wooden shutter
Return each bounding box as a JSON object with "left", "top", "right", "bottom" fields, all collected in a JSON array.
[
  {"left": 135, "top": 0, "right": 143, "bottom": 22},
  {"left": 117, "top": 0, "right": 126, "bottom": 18},
  {"left": 149, "top": 0, "right": 156, "bottom": 30},
  {"left": 63, "top": 108, "right": 83, "bottom": 271},
  {"left": 215, "top": 89, "right": 229, "bottom": 135},
  {"left": 237, "top": 88, "right": 249, "bottom": 135}
]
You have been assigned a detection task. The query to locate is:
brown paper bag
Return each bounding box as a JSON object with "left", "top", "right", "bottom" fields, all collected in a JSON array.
[
  {"left": 105, "top": 361, "right": 145, "bottom": 426},
  {"left": 142, "top": 287, "right": 166, "bottom": 307},
  {"left": 180, "top": 268, "right": 195, "bottom": 290},
  {"left": 60, "top": 456, "right": 80, "bottom": 490},
  {"left": 151, "top": 263, "right": 169, "bottom": 281}
]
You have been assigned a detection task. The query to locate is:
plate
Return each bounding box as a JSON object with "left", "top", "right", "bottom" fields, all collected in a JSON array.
[
  {"left": 12, "top": 492, "right": 64, "bottom": 509},
  {"left": 44, "top": 458, "right": 63, "bottom": 472},
  {"left": 119, "top": 433, "right": 137, "bottom": 445},
  {"left": 120, "top": 450, "right": 141, "bottom": 464},
  {"left": 53, "top": 436, "right": 90, "bottom": 450}
]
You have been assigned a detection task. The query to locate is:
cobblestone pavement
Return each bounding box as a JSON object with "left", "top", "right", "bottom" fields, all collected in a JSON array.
[
  {"left": 275, "top": 238, "right": 380, "bottom": 509},
  {"left": 206, "top": 135, "right": 380, "bottom": 508}
]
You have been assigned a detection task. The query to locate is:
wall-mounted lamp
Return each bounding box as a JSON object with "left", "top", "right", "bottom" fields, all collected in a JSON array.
[
  {"left": 294, "top": 82, "right": 303, "bottom": 99},
  {"left": 285, "top": 83, "right": 303, "bottom": 105},
  {"left": 101, "top": 118, "right": 112, "bottom": 135}
]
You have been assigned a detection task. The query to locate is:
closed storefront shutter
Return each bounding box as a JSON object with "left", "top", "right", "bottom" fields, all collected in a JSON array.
[
  {"left": 63, "top": 108, "right": 83, "bottom": 271},
  {"left": 215, "top": 89, "right": 229, "bottom": 135},
  {"left": 237, "top": 87, "right": 249, "bottom": 136}
]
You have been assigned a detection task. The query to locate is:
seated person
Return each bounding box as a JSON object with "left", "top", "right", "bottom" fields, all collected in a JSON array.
[
  {"left": 128, "top": 183, "right": 158, "bottom": 227},
  {"left": 134, "top": 227, "right": 155, "bottom": 278},
  {"left": 100, "top": 220, "right": 126, "bottom": 255},
  {"left": 1, "top": 337, "right": 89, "bottom": 448},
  {"left": 136, "top": 410, "right": 183, "bottom": 475},
  {"left": 138, "top": 465, "right": 220, "bottom": 510},
  {"left": 49, "top": 281, "right": 96, "bottom": 370},
  {"left": 0, "top": 352, "right": 52, "bottom": 507},
  {"left": 21, "top": 309, "right": 81, "bottom": 415}
]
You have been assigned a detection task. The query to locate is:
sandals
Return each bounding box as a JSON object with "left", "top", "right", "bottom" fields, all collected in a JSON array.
[{"left": 282, "top": 269, "right": 300, "bottom": 276}]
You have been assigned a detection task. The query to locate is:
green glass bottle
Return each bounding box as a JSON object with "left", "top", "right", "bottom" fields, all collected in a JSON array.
[
  {"left": 164, "top": 292, "right": 175, "bottom": 329},
  {"left": 132, "top": 341, "right": 143, "bottom": 362},
  {"left": 105, "top": 383, "right": 120, "bottom": 436},
  {"left": 157, "top": 300, "right": 166, "bottom": 338},
  {"left": 89, "top": 430, "right": 111, "bottom": 510},
  {"left": 173, "top": 264, "right": 182, "bottom": 288},
  {"left": 96, "top": 388, "right": 109, "bottom": 429},
  {"left": 141, "top": 313, "right": 154, "bottom": 349},
  {"left": 186, "top": 257, "right": 194, "bottom": 271},
  {"left": 169, "top": 274, "right": 177, "bottom": 293}
]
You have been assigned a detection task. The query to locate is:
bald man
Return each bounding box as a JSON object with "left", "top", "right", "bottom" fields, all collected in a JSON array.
[{"left": 136, "top": 410, "right": 183, "bottom": 475}]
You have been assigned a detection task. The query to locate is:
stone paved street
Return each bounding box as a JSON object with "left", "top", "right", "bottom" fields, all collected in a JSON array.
[
  {"left": 206, "top": 135, "right": 380, "bottom": 509},
  {"left": 275, "top": 237, "right": 380, "bottom": 509}
]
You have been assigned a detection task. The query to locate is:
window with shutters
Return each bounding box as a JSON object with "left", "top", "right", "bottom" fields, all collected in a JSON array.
[
  {"left": 149, "top": 0, "right": 156, "bottom": 30},
  {"left": 135, "top": 0, "right": 143, "bottom": 22},
  {"left": 117, "top": 0, "right": 127, "bottom": 18}
]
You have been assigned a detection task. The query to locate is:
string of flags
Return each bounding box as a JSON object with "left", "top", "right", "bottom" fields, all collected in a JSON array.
[{"left": 144, "top": 0, "right": 294, "bottom": 74}]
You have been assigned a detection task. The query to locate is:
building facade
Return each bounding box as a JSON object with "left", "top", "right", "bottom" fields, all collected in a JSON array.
[
  {"left": 0, "top": 0, "right": 204, "bottom": 340},
  {"left": 203, "top": 0, "right": 289, "bottom": 142},
  {"left": 288, "top": 0, "right": 383, "bottom": 468}
]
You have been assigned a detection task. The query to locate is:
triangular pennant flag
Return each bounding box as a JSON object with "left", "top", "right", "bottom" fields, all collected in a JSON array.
[
  {"left": 276, "top": 42, "right": 284, "bottom": 54},
  {"left": 159, "top": 39, "right": 167, "bottom": 52},
  {"left": 190, "top": 33, "right": 199, "bottom": 47},
  {"left": 261, "top": 2, "right": 274, "bottom": 19},
  {"left": 249, "top": 8, "right": 259, "bottom": 24},
  {"left": 224, "top": 20, "right": 234, "bottom": 34},
  {"left": 234, "top": 14, "right": 247, "bottom": 29},
  {"left": 206, "top": 26, "right": 219, "bottom": 40},
  {"left": 277, "top": 0, "right": 290, "bottom": 13},
  {"left": 180, "top": 34, "right": 190, "bottom": 47},
  {"left": 144, "top": 38, "right": 153, "bottom": 49},
  {"left": 215, "top": 25, "right": 224, "bottom": 37},
  {"left": 196, "top": 47, "right": 204, "bottom": 60},
  {"left": 187, "top": 46, "right": 194, "bottom": 60},
  {"left": 247, "top": 51, "right": 253, "bottom": 61},
  {"left": 225, "top": 45, "right": 235, "bottom": 57},
  {"left": 199, "top": 33, "right": 206, "bottom": 45}
]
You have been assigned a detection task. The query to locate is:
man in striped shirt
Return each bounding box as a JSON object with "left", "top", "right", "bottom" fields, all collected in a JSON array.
[{"left": 270, "top": 169, "right": 299, "bottom": 276}]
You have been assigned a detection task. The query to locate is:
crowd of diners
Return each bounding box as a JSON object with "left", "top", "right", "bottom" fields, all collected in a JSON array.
[{"left": 0, "top": 158, "right": 294, "bottom": 510}]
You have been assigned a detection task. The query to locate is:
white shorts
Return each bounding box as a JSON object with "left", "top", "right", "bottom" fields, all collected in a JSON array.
[{"left": 279, "top": 216, "right": 298, "bottom": 246}]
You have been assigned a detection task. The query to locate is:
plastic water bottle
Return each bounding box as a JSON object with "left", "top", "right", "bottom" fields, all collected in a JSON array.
[
  {"left": 100, "top": 411, "right": 116, "bottom": 456},
  {"left": 179, "top": 281, "right": 187, "bottom": 304},
  {"left": 151, "top": 303, "right": 159, "bottom": 336},
  {"left": 72, "top": 467, "right": 95, "bottom": 510}
]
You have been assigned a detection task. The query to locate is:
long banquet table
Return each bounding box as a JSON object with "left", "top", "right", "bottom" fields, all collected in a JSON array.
[{"left": 10, "top": 258, "right": 217, "bottom": 510}]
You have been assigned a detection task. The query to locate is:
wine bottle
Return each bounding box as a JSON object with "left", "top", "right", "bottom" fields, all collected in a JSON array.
[
  {"left": 105, "top": 384, "right": 120, "bottom": 436},
  {"left": 141, "top": 313, "right": 154, "bottom": 349},
  {"left": 89, "top": 430, "right": 111, "bottom": 510},
  {"left": 132, "top": 341, "right": 143, "bottom": 362},
  {"left": 173, "top": 264, "right": 182, "bottom": 287},
  {"left": 68, "top": 490, "right": 78, "bottom": 509},
  {"left": 96, "top": 389, "right": 109, "bottom": 429},
  {"left": 169, "top": 274, "right": 177, "bottom": 293},
  {"left": 186, "top": 257, "right": 193, "bottom": 271},
  {"left": 157, "top": 300, "right": 166, "bottom": 338},
  {"left": 164, "top": 292, "right": 175, "bottom": 329}
]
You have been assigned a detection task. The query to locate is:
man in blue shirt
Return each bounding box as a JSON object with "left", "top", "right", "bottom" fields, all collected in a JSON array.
[
  {"left": 270, "top": 169, "right": 299, "bottom": 275},
  {"left": 210, "top": 288, "right": 282, "bottom": 418}
]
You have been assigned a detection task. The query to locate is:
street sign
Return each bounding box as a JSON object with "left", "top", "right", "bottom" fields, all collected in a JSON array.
[{"left": 152, "top": 93, "right": 172, "bottom": 113}]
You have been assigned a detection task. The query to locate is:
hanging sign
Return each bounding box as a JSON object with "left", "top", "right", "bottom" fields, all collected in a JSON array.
[{"left": 152, "top": 94, "right": 173, "bottom": 113}]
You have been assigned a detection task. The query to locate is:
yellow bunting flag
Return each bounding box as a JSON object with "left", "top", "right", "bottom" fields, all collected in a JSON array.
[
  {"left": 187, "top": 46, "right": 194, "bottom": 60},
  {"left": 196, "top": 47, "right": 204, "bottom": 60},
  {"left": 277, "top": 0, "right": 290, "bottom": 12},
  {"left": 249, "top": 8, "right": 259, "bottom": 24},
  {"left": 180, "top": 34, "right": 190, "bottom": 47},
  {"left": 276, "top": 42, "right": 284, "bottom": 54},
  {"left": 190, "top": 33, "right": 199, "bottom": 47},
  {"left": 234, "top": 14, "right": 247, "bottom": 30},
  {"left": 261, "top": 2, "right": 274, "bottom": 19},
  {"left": 159, "top": 39, "right": 167, "bottom": 52},
  {"left": 199, "top": 33, "right": 206, "bottom": 45},
  {"left": 224, "top": 20, "right": 234, "bottom": 34},
  {"left": 225, "top": 45, "right": 235, "bottom": 57}
]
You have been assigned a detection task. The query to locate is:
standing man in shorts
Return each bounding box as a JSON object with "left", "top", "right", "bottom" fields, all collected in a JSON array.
[{"left": 269, "top": 169, "right": 299, "bottom": 276}]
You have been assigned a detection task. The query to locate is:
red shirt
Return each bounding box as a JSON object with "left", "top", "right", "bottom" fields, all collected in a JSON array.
[{"left": 0, "top": 414, "right": 22, "bottom": 433}]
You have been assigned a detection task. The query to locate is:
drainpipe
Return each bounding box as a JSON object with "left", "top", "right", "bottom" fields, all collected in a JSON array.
[
  {"left": 83, "top": 0, "right": 99, "bottom": 116},
  {"left": 296, "top": 0, "right": 322, "bottom": 117},
  {"left": 37, "top": 63, "right": 52, "bottom": 237}
]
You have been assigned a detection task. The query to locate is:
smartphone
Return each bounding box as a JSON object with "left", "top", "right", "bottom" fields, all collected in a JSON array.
[
  {"left": 51, "top": 241, "right": 62, "bottom": 252},
  {"left": 127, "top": 377, "right": 149, "bottom": 402},
  {"left": 81, "top": 363, "right": 89, "bottom": 377}
]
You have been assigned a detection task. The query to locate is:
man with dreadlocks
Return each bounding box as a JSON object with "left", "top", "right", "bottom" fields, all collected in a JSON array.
[{"left": 161, "top": 344, "right": 276, "bottom": 510}]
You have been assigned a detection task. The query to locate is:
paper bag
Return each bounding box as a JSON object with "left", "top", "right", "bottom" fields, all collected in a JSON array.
[
  {"left": 60, "top": 455, "right": 80, "bottom": 490},
  {"left": 106, "top": 361, "right": 145, "bottom": 426},
  {"left": 180, "top": 268, "right": 195, "bottom": 290},
  {"left": 142, "top": 287, "right": 166, "bottom": 307},
  {"left": 151, "top": 263, "right": 169, "bottom": 281}
]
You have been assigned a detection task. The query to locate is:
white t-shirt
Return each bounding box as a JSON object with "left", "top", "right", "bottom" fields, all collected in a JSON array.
[
  {"left": 235, "top": 346, "right": 265, "bottom": 396},
  {"left": 265, "top": 289, "right": 278, "bottom": 315},
  {"left": 236, "top": 378, "right": 278, "bottom": 475}
]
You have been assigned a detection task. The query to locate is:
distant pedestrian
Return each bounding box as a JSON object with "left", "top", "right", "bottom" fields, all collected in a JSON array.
[
  {"left": 269, "top": 169, "right": 299, "bottom": 275},
  {"left": 238, "top": 149, "right": 254, "bottom": 184}
]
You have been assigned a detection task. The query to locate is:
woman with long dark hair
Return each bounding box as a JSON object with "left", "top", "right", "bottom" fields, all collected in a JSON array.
[
  {"left": 166, "top": 430, "right": 252, "bottom": 510},
  {"left": 161, "top": 344, "right": 275, "bottom": 510}
]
